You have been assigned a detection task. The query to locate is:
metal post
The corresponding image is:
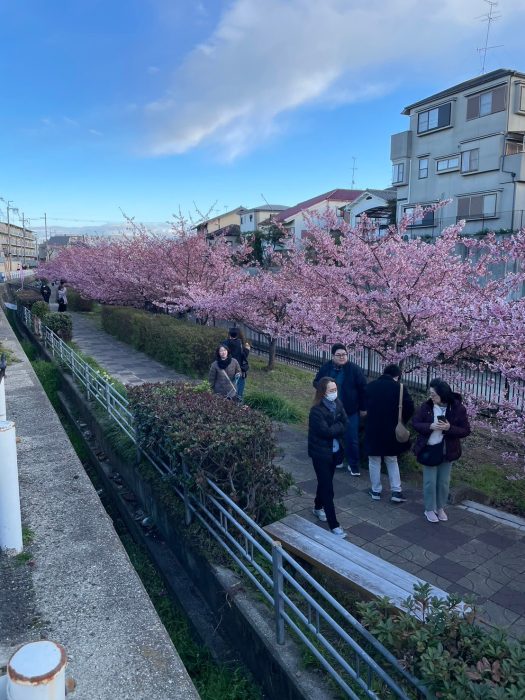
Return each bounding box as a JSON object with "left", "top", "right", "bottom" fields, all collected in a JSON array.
[
  {"left": 272, "top": 541, "right": 285, "bottom": 644},
  {"left": 0, "top": 420, "right": 23, "bottom": 555},
  {"left": 5, "top": 640, "right": 67, "bottom": 699},
  {"left": 181, "top": 458, "right": 192, "bottom": 526}
]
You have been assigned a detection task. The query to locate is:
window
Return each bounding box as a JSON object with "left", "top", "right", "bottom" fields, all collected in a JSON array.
[
  {"left": 461, "top": 149, "right": 479, "bottom": 173},
  {"left": 466, "top": 85, "right": 506, "bottom": 120},
  {"left": 505, "top": 139, "right": 524, "bottom": 155},
  {"left": 457, "top": 193, "right": 497, "bottom": 220},
  {"left": 417, "top": 102, "right": 451, "bottom": 134},
  {"left": 418, "top": 157, "right": 428, "bottom": 178},
  {"left": 392, "top": 162, "right": 405, "bottom": 183},
  {"left": 249, "top": 214, "right": 253, "bottom": 221},
  {"left": 404, "top": 206, "right": 435, "bottom": 227},
  {"left": 436, "top": 156, "right": 460, "bottom": 172}
]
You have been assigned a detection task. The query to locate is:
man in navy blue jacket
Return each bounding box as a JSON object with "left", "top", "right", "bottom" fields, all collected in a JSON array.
[{"left": 313, "top": 343, "right": 367, "bottom": 475}]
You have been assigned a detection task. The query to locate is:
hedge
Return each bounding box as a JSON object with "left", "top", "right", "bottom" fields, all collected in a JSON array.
[
  {"left": 101, "top": 306, "right": 226, "bottom": 376},
  {"left": 128, "top": 382, "right": 292, "bottom": 524},
  {"left": 31, "top": 300, "right": 50, "bottom": 319},
  {"left": 14, "top": 288, "right": 42, "bottom": 309},
  {"left": 44, "top": 312, "right": 73, "bottom": 341},
  {"left": 68, "top": 288, "right": 94, "bottom": 312}
]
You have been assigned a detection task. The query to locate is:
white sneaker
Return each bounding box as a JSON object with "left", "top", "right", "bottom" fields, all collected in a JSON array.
[
  {"left": 436, "top": 508, "right": 448, "bottom": 521},
  {"left": 313, "top": 508, "right": 327, "bottom": 522},
  {"left": 331, "top": 527, "right": 346, "bottom": 538},
  {"left": 424, "top": 510, "right": 439, "bottom": 523}
]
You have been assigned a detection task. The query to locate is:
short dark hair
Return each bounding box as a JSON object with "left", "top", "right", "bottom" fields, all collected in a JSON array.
[
  {"left": 384, "top": 364, "right": 401, "bottom": 378},
  {"left": 331, "top": 343, "right": 347, "bottom": 355},
  {"left": 229, "top": 327, "right": 239, "bottom": 338},
  {"left": 429, "top": 378, "right": 453, "bottom": 404},
  {"left": 215, "top": 344, "right": 230, "bottom": 361}
]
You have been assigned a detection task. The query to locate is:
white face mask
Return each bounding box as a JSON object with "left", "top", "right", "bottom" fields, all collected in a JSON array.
[{"left": 325, "top": 391, "right": 338, "bottom": 402}]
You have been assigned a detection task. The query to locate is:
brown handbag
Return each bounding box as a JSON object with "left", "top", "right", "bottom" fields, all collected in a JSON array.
[{"left": 395, "top": 383, "right": 410, "bottom": 443}]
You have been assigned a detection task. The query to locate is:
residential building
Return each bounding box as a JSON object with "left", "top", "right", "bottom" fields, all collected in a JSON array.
[
  {"left": 195, "top": 206, "right": 245, "bottom": 244},
  {"left": 239, "top": 205, "right": 288, "bottom": 233},
  {"left": 0, "top": 221, "right": 37, "bottom": 273},
  {"left": 390, "top": 68, "right": 525, "bottom": 236},
  {"left": 343, "top": 188, "right": 397, "bottom": 234},
  {"left": 271, "top": 189, "right": 363, "bottom": 241},
  {"left": 38, "top": 234, "right": 94, "bottom": 262}
]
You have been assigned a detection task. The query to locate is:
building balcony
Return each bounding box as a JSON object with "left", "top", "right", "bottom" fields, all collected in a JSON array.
[
  {"left": 505, "top": 151, "right": 525, "bottom": 182},
  {"left": 390, "top": 130, "right": 412, "bottom": 160}
]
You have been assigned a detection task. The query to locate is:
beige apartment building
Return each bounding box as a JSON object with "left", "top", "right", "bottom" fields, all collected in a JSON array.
[
  {"left": 391, "top": 68, "right": 525, "bottom": 235},
  {"left": 0, "top": 221, "right": 38, "bottom": 273}
]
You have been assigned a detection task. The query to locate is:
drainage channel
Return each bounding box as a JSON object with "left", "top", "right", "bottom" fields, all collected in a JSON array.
[{"left": 22, "top": 342, "right": 265, "bottom": 700}]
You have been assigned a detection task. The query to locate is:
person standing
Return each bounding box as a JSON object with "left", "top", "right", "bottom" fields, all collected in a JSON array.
[
  {"left": 313, "top": 343, "right": 367, "bottom": 476},
  {"left": 208, "top": 344, "right": 242, "bottom": 399},
  {"left": 412, "top": 378, "right": 471, "bottom": 523},
  {"left": 57, "top": 281, "right": 68, "bottom": 312},
  {"left": 308, "top": 377, "right": 348, "bottom": 538},
  {"left": 40, "top": 280, "right": 51, "bottom": 303},
  {"left": 364, "top": 364, "right": 414, "bottom": 503},
  {"left": 222, "top": 327, "right": 250, "bottom": 399}
]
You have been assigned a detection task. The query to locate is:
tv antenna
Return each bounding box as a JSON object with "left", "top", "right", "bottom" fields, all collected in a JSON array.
[
  {"left": 350, "top": 156, "right": 358, "bottom": 188},
  {"left": 476, "top": 0, "right": 502, "bottom": 74}
]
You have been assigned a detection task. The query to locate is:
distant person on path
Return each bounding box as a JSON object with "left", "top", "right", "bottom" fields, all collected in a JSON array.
[
  {"left": 209, "top": 344, "right": 242, "bottom": 400},
  {"left": 40, "top": 280, "right": 51, "bottom": 303},
  {"left": 364, "top": 364, "right": 414, "bottom": 503},
  {"left": 412, "top": 378, "right": 470, "bottom": 523},
  {"left": 57, "top": 281, "right": 68, "bottom": 312},
  {"left": 313, "top": 343, "right": 367, "bottom": 476},
  {"left": 222, "top": 327, "right": 250, "bottom": 399},
  {"left": 308, "top": 377, "right": 348, "bottom": 538}
]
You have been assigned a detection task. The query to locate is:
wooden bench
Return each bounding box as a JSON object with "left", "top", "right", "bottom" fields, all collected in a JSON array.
[{"left": 264, "top": 514, "right": 449, "bottom": 616}]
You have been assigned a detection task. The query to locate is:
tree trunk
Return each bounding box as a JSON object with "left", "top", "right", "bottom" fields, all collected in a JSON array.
[{"left": 267, "top": 338, "right": 277, "bottom": 371}]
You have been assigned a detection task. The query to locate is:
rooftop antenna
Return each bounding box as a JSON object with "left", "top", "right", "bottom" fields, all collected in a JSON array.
[
  {"left": 476, "top": 0, "right": 502, "bottom": 74},
  {"left": 351, "top": 157, "right": 358, "bottom": 189}
]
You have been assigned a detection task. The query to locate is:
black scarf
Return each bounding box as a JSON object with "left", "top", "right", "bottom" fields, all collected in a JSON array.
[{"left": 217, "top": 356, "right": 232, "bottom": 370}]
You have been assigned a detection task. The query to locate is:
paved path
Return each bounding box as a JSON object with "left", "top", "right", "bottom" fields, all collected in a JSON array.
[{"left": 69, "top": 312, "right": 525, "bottom": 640}]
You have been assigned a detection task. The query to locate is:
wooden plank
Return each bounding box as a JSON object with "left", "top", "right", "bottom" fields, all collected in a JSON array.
[
  {"left": 265, "top": 515, "right": 449, "bottom": 603},
  {"left": 265, "top": 521, "right": 415, "bottom": 609}
]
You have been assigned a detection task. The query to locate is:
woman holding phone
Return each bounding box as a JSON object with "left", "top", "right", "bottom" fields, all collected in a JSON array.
[{"left": 412, "top": 378, "right": 470, "bottom": 523}]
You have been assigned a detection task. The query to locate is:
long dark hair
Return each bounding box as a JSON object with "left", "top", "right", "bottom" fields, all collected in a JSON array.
[
  {"left": 215, "top": 344, "right": 230, "bottom": 361},
  {"left": 313, "top": 377, "right": 337, "bottom": 406},
  {"left": 429, "top": 378, "right": 454, "bottom": 404}
]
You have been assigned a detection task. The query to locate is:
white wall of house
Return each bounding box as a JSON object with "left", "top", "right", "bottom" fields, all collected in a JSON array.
[{"left": 283, "top": 200, "right": 349, "bottom": 241}]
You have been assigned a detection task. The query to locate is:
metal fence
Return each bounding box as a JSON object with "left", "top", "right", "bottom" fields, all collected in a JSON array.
[
  {"left": 212, "top": 318, "right": 525, "bottom": 411},
  {"left": 19, "top": 304, "right": 428, "bottom": 700}
]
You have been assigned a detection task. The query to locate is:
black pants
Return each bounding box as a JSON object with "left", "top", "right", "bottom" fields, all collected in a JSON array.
[{"left": 312, "top": 454, "right": 339, "bottom": 529}]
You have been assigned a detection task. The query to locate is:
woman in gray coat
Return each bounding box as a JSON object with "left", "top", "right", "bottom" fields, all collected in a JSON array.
[{"left": 209, "top": 344, "right": 242, "bottom": 399}]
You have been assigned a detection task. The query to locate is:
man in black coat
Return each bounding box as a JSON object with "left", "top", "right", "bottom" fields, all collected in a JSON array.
[
  {"left": 313, "top": 343, "right": 367, "bottom": 476},
  {"left": 364, "top": 364, "right": 414, "bottom": 503}
]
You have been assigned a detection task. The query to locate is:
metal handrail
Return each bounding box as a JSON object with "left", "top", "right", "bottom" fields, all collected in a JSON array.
[{"left": 19, "top": 305, "right": 428, "bottom": 699}]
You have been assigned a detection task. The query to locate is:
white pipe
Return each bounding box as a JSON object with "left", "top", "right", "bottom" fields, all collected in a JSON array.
[
  {"left": 0, "top": 378, "right": 5, "bottom": 420},
  {"left": 0, "top": 420, "right": 23, "bottom": 555},
  {"left": 7, "top": 641, "right": 67, "bottom": 699}
]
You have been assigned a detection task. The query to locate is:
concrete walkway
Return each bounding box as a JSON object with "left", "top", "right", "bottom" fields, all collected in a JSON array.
[
  {"left": 69, "top": 312, "right": 525, "bottom": 640},
  {"left": 0, "top": 307, "right": 200, "bottom": 700}
]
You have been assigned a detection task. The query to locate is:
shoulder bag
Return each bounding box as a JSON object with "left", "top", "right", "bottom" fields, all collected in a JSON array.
[
  {"left": 395, "top": 383, "right": 410, "bottom": 443},
  {"left": 220, "top": 368, "right": 241, "bottom": 402}
]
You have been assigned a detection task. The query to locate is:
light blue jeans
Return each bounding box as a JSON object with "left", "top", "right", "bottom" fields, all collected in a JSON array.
[{"left": 423, "top": 461, "right": 452, "bottom": 511}]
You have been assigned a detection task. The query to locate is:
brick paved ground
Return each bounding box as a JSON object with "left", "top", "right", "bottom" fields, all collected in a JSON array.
[{"left": 69, "top": 312, "right": 525, "bottom": 640}]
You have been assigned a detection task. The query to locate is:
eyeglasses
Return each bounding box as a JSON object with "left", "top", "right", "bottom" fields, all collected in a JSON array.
[{"left": 334, "top": 353, "right": 348, "bottom": 358}]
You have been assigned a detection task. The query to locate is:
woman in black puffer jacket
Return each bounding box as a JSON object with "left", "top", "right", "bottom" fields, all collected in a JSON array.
[{"left": 308, "top": 377, "right": 348, "bottom": 538}]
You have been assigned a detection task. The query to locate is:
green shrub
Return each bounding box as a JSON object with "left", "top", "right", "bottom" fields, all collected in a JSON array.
[
  {"left": 68, "top": 288, "right": 94, "bottom": 312},
  {"left": 358, "top": 582, "right": 525, "bottom": 699},
  {"left": 244, "top": 390, "right": 302, "bottom": 423},
  {"left": 45, "top": 312, "right": 73, "bottom": 341},
  {"left": 31, "top": 300, "right": 50, "bottom": 319},
  {"left": 101, "top": 306, "right": 225, "bottom": 376},
  {"left": 14, "top": 289, "right": 42, "bottom": 309},
  {"left": 128, "top": 382, "right": 292, "bottom": 524}
]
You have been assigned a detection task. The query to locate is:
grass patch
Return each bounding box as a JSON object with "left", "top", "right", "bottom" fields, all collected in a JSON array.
[
  {"left": 244, "top": 389, "right": 302, "bottom": 423},
  {"left": 0, "top": 341, "right": 21, "bottom": 364}
]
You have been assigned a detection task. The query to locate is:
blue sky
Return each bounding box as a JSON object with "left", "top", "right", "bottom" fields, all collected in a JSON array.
[{"left": 1, "top": 0, "right": 524, "bottom": 234}]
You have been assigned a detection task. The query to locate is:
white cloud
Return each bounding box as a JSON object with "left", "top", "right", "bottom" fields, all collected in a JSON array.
[{"left": 145, "top": 0, "right": 525, "bottom": 160}]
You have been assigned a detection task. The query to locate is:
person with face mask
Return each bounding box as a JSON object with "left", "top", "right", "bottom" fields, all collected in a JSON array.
[{"left": 307, "top": 377, "right": 348, "bottom": 537}]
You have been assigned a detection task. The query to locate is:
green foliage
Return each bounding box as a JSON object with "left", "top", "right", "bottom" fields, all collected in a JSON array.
[
  {"left": 101, "top": 306, "right": 225, "bottom": 376},
  {"left": 357, "top": 582, "right": 525, "bottom": 699},
  {"left": 68, "top": 288, "right": 94, "bottom": 312},
  {"left": 128, "top": 382, "right": 292, "bottom": 524},
  {"left": 31, "top": 300, "right": 50, "bottom": 319},
  {"left": 244, "top": 389, "right": 302, "bottom": 423},
  {"left": 45, "top": 312, "right": 73, "bottom": 341},
  {"left": 0, "top": 341, "right": 20, "bottom": 364},
  {"left": 14, "top": 288, "right": 42, "bottom": 308}
]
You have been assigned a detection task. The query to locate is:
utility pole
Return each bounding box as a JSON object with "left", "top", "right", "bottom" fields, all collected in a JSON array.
[
  {"left": 44, "top": 212, "right": 48, "bottom": 261},
  {"left": 351, "top": 157, "right": 358, "bottom": 189}
]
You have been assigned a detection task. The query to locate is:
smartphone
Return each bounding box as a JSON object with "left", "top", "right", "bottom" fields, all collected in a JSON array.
[{"left": 437, "top": 416, "right": 447, "bottom": 423}]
